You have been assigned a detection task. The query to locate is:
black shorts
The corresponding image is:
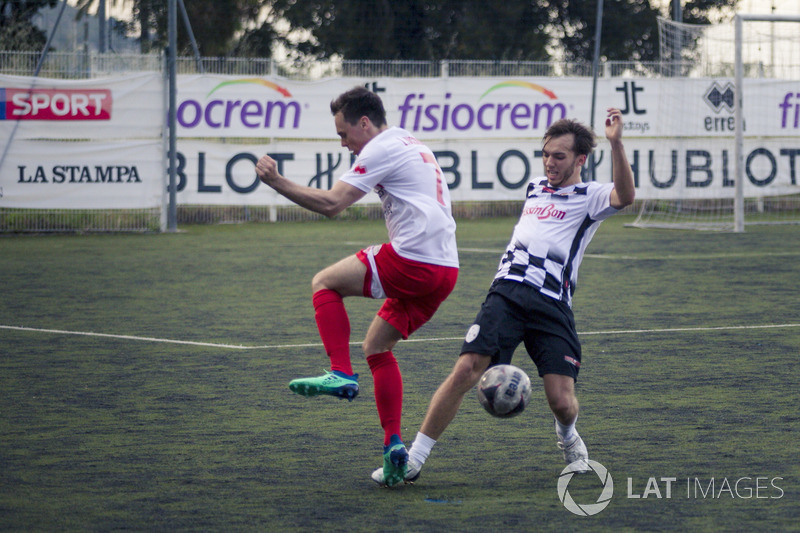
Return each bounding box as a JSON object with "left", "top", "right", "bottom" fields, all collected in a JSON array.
[{"left": 461, "top": 279, "right": 582, "bottom": 380}]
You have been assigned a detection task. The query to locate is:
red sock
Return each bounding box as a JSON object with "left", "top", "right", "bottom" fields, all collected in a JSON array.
[
  {"left": 367, "top": 351, "right": 403, "bottom": 446},
  {"left": 313, "top": 289, "right": 352, "bottom": 375}
]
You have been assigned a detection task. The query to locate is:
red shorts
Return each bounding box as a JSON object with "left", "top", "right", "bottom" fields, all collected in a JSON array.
[{"left": 356, "top": 243, "right": 458, "bottom": 339}]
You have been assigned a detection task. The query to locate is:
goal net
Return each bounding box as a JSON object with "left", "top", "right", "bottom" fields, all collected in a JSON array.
[{"left": 630, "top": 15, "right": 800, "bottom": 231}]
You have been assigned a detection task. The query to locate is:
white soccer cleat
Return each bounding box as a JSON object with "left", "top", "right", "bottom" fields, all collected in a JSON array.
[
  {"left": 371, "top": 457, "right": 422, "bottom": 487},
  {"left": 557, "top": 434, "right": 590, "bottom": 473}
]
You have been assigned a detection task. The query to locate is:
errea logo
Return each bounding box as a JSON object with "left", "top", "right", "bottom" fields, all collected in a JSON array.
[{"left": 703, "top": 82, "right": 735, "bottom": 114}]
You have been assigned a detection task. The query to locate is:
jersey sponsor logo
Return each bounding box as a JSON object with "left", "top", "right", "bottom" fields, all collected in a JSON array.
[
  {"left": 399, "top": 135, "right": 422, "bottom": 146},
  {"left": 353, "top": 164, "right": 367, "bottom": 174},
  {"left": 541, "top": 185, "right": 587, "bottom": 196},
  {"left": 522, "top": 203, "right": 567, "bottom": 220},
  {"left": 0, "top": 88, "right": 112, "bottom": 120}
]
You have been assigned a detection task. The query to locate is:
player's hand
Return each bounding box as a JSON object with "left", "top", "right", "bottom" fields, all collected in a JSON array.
[
  {"left": 605, "top": 108, "right": 623, "bottom": 142},
  {"left": 255, "top": 155, "right": 279, "bottom": 186}
]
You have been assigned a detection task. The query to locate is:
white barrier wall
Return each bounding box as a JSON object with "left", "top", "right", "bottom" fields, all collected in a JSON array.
[{"left": 1, "top": 74, "right": 798, "bottom": 209}]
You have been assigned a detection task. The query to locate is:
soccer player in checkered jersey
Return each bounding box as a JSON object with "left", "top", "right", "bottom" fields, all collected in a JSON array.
[
  {"left": 256, "top": 87, "right": 459, "bottom": 487},
  {"left": 372, "top": 108, "right": 634, "bottom": 486}
]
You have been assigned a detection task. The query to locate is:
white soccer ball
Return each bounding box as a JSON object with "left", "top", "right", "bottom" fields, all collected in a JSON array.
[{"left": 477, "top": 364, "right": 532, "bottom": 418}]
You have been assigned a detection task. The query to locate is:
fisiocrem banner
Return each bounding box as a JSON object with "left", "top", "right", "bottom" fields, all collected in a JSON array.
[
  {"left": 171, "top": 76, "right": 800, "bottom": 140},
  {"left": 173, "top": 76, "right": 577, "bottom": 140}
]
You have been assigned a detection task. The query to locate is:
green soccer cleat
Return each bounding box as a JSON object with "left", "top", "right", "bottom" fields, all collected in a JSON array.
[
  {"left": 381, "top": 434, "right": 409, "bottom": 487},
  {"left": 371, "top": 457, "right": 421, "bottom": 487},
  {"left": 288, "top": 370, "right": 359, "bottom": 401}
]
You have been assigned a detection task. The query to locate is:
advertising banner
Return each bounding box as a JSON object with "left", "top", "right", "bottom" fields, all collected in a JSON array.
[
  {"left": 3, "top": 73, "right": 797, "bottom": 143},
  {"left": 171, "top": 137, "right": 799, "bottom": 205},
  {"left": 1, "top": 140, "right": 163, "bottom": 209},
  {"left": 172, "top": 75, "right": 800, "bottom": 140},
  {"left": 2, "top": 73, "right": 797, "bottom": 210},
  {"left": 0, "top": 73, "right": 162, "bottom": 140}
]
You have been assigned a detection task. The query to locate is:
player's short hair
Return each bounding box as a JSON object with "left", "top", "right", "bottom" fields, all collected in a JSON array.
[
  {"left": 543, "top": 119, "right": 597, "bottom": 156},
  {"left": 330, "top": 87, "right": 387, "bottom": 127}
]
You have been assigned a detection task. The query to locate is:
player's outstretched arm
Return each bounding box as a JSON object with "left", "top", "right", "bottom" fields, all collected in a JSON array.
[
  {"left": 256, "top": 154, "right": 365, "bottom": 218},
  {"left": 605, "top": 108, "right": 636, "bottom": 209}
]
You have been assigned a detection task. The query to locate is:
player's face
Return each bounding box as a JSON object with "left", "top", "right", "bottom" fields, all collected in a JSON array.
[
  {"left": 542, "top": 133, "right": 586, "bottom": 188},
  {"left": 334, "top": 112, "right": 371, "bottom": 155}
]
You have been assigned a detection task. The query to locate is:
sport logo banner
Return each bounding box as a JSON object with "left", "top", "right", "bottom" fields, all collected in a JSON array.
[{"left": 0, "top": 88, "right": 112, "bottom": 120}]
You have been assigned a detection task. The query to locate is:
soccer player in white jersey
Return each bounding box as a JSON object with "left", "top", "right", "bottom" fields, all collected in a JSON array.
[
  {"left": 373, "top": 108, "right": 635, "bottom": 486},
  {"left": 255, "top": 87, "right": 459, "bottom": 486}
]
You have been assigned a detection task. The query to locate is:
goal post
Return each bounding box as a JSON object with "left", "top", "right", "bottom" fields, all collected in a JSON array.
[
  {"left": 630, "top": 15, "right": 800, "bottom": 232},
  {"left": 735, "top": 13, "right": 800, "bottom": 232}
]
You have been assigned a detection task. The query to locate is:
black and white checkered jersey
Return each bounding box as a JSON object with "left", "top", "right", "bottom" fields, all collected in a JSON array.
[{"left": 495, "top": 178, "right": 619, "bottom": 307}]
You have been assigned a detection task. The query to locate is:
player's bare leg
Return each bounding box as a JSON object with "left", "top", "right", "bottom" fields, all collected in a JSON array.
[
  {"left": 311, "top": 254, "right": 368, "bottom": 296},
  {"left": 544, "top": 373, "right": 589, "bottom": 471},
  {"left": 419, "top": 352, "right": 491, "bottom": 440},
  {"left": 543, "top": 373, "right": 579, "bottom": 425}
]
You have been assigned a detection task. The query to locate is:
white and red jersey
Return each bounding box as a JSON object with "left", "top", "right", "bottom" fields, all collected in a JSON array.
[
  {"left": 495, "top": 178, "right": 618, "bottom": 306},
  {"left": 340, "top": 127, "right": 459, "bottom": 268}
]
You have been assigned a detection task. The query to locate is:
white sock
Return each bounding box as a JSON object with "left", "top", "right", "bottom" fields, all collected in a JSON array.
[
  {"left": 555, "top": 417, "right": 578, "bottom": 444},
  {"left": 408, "top": 432, "right": 436, "bottom": 465}
]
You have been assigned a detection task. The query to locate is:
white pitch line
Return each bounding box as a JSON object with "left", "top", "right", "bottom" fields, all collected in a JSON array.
[
  {"left": 2, "top": 323, "right": 799, "bottom": 351},
  {"left": 457, "top": 248, "right": 800, "bottom": 261},
  {"left": 338, "top": 244, "right": 800, "bottom": 261},
  {"left": 577, "top": 323, "right": 800, "bottom": 336},
  {"left": 0, "top": 325, "right": 256, "bottom": 350}
]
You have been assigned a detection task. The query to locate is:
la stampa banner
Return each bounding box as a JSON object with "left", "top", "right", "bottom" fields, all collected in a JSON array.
[
  {"left": 2, "top": 140, "right": 163, "bottom": 209},
  {"left": 0, "top": 73, "right": 163, "bottom": 209}
]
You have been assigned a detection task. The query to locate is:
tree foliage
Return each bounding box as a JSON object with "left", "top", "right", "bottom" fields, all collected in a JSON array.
[
  {"left": 0, "top": 0, "right": 59, "bottom": 51},
  {"left": 266, "top": 0, "right": 552, "bottom": 61},
  {"left": 134, "top": 0, "right": 260, "bottom": 56},
  {"left": 74, "top": 0, "right": 265, "bottom": 56},
  {"left": 550, "top": 0, "right": 738, "bottom": 63},
  {"left": 263, "top": 0, "right": 738, "bottom": 63},
  {"left": 15, "top": 0, "right": 738, "bottom": 62}
]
